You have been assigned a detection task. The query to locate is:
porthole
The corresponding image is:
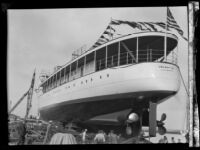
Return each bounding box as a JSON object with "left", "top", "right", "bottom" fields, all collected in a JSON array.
[
  {"left": 100, "top": 76, "right": 102, "bottom": 79},
  {"left": 107, "top": 74, "right": 109, "bottom": 77}
]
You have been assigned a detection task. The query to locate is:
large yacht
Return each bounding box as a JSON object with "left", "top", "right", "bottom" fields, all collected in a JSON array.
[{"left": 38, "top": 31, "right": 180, "bottom": 123}]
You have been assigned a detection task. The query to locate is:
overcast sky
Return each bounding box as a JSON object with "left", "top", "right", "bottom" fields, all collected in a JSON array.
[{"left": 7, "top": 7, "right": 188, "bottom": 130}]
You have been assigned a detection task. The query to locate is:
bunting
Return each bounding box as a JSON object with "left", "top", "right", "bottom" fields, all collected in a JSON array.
[
  {"left": 89, "top": 21, "right": 117, "bottom": 49},
  {"left": 89, "top": 9, "right": 187, "bottom": 51},
  {"left": 111, "top": 17, "right": 187, "bottom": 41}
]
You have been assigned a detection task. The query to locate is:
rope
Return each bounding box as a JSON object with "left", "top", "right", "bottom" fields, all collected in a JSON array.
[
  {"left": 178, "top": 68, "right": 190, "bottom": 134},
  {"left": 178, "top": 68, "right": 189, "bottom": 97}
]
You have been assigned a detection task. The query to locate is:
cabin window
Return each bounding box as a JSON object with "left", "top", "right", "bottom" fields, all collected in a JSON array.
[
  {"left": 120, "top": 38, "right": 137, "bottom": 65},
  {"left": 96, "top": 47, "right": 106, "bottom": 71},
  {"left": 107, "top": 74, "right": 109, "bottom": 77},
  {"left": 43, "top": 82, "right": 47, "bottom": 93},
  {"left": 42, "top": 82, "right": 46, "bottom": 93},
  {"left": 84, "top": 51, "right": 95, "bottom": 75},
  {"left": 57, "top": 71, "right": 61, "bottom": 86},
  {"left": 50, "top": 77, "right": 53, "bottom": 89},
  {"left": 49, "top": 77, "right": 51, "bottom": 90},
  {"left": 107, "top": 43, "right": 119, "bottom": 67},
  {"left": 53, "top": 74, "right": 56, "bottom": 88},
  {"left": 47, "top": 79, "right": 50, "bottom": 91},
  {"left": 70, "top": 61, "right": 77, "bottom": 80},
  {"left": 47, "top": 79, "right": 50, "bottom": 90},
  {"left": 60, "top": 68, "right": 65, "bottom": 85},
  {"left": 138, "top": 36, "right": 164, "bottom": 63},
  {"left": 78, "top": 57, "right": 84, "bottom": 78},
  {"left": 46, "top": 79, "right": 49, "bottom": 91},
  {"left": 65, "top": 66, "right": 70, "bottom": 83},
  {"left": 45, "top": 80, "right": 48, "bottom": 92}
]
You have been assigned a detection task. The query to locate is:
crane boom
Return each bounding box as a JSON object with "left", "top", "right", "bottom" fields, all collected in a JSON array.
[
  {"left": 8, "top": 69, "right": 36, "bottom": 117},
  {"left": 8, "top": 90, "right": 29, "bottom": 114}
]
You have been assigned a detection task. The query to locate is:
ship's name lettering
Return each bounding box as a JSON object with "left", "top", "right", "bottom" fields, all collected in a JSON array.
[{"left": 158, "top": 65, "right": 174, "bottom": 70}]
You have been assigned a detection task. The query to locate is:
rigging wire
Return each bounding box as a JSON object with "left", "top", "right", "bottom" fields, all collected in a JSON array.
[
  {"left": 178, "top": 68, "right": 189, "bottom": 97},
  {"left": 177, "top": 68, "right": 190, "bottom": 134}
]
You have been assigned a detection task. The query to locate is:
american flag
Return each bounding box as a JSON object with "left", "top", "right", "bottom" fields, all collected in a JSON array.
[{"left": 167, "top": 8, "right": 188, "bottom": 41}]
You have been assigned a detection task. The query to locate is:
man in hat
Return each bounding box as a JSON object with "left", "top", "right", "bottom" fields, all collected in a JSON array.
[{"left": 108, "top": 130, "right": 118, "bottom": 144}]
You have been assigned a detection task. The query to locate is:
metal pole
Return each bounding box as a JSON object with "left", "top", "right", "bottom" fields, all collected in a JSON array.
[
  {"left": 111, "top": 56, "right": 113, "bottom": 66},
  {"left": 59, "top": 70, "right": 61, "bottom": 85},
  {"left": 188, "top": 2, "right": 199, "bottom": 147},
  {"left": 105, "top": 46, "right": 107, "bottom": 68},
  {"left": 99, "top": 59, "right": 101, "bottom": 70},
  {"left": 94, "top": 51, "right": 96, "bottom": 71},
  {"left": 147, "top": 49, "right": 148, "bottom": 62},
  {"left": 118, "top": 42, "right": 120, "bottom": 66},
  {"left": 63, "top": 67, "right": 66, "bottom": 83},
  {"left": 126, "top": 52, "right": 128, "bottom": 64},
  {"left": 84, "top": 56, "right": 86, "bottom": 75},
  {"left": 69, "top": 64, "right": 71, "bottom": 81},
  {"left": 76, "top": 60, "right": 78, "bottom": 79},
  {"left": 136, "top": 37, "right": 139, "bottom": 63},
  {"left": 164, "top": 7, "right": 168, "bottom": 62},
  {"left": 188, "top": 3, "right": 194, "bottom": 147},
  {"left": 150, "top": 49, "right": 152, "bottom": 62}
]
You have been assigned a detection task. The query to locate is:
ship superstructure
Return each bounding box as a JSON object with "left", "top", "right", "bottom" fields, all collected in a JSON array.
[{"left": 38, "top": 31, "right": 180, "bottom": 122}]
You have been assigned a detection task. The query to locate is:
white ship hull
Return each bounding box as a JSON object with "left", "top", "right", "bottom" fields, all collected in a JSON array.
[{"left": 39, "top": 62, "right": 180, "bottom": 122}]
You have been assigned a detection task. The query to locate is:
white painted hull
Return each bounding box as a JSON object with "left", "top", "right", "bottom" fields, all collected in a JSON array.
[{"left": 38, "top": 62, "right": 180, "bottom": 121}]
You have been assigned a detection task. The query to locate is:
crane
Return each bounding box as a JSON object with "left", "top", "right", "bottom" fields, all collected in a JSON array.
[{"left": 8, "top": 69, "right": 36, "bottom": 145}]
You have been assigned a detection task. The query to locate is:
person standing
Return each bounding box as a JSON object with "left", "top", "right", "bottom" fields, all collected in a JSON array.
[
  {"left": 94, "top": 130, "right": 106, "bottom": 144},
  {"left": 163, "top": 136, "right": 168, "bottom": 143},
  {"left": 108, "top": 130, "right": 118, "bottom": 144},
  {"left": 177, "top": 139, "right": 182, "bottom": 143},
  {"left": 80, "top": 129, "right": 88, "bottom": 144},
  {"left": 171, "top": 137, "right": 176, "bottom": 143}
]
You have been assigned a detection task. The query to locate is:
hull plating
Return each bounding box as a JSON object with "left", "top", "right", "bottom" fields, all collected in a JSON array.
[{"left": 39, "top": 62, "right": 180, "bottom": 121}]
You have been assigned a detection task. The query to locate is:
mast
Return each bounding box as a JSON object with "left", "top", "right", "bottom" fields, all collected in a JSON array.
[{"left": 164, "top": 7, "right": 167, "bottom": 62}]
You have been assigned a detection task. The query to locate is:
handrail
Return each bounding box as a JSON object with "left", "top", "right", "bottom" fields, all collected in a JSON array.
[
  {"left": 43, "top": 48, "right": 178, "bottom": 93},
  {"left": 96, "top": 49, "right": 177, "bottom": 70}
]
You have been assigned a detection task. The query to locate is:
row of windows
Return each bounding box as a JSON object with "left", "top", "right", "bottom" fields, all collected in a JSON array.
[
  {"left": 41, "top": 36, "right": 164, "bottom": 93},
  {"left": 41, "top": 38, "right": 134, "bottom": 93},
  {"left": 42, "top": 74, "right": 110, "bottom": 93}
]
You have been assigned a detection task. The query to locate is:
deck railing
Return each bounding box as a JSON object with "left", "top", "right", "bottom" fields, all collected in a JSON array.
[
  {"left": 96, "top": 49, "right": 177, "bottom": 71},
  {"left": 42, "top": 49, "right": 177, "bottom": 93}
]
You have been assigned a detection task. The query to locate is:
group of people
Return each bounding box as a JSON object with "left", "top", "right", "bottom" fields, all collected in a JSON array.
[
  {"left": 80, "top": 129, "right": 121, "bottom": 144},
  {"left": 158, "top": 136, "right": 182, "bottom": 143}
]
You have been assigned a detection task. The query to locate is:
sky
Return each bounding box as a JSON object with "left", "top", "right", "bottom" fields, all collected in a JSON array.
[{"left": 7, "top": 7, "right": 189, "bottom": 131}]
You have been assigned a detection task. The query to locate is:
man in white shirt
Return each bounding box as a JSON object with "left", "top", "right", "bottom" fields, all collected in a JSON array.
[
  {"left": 80, "top": 129, "right": 87, "bottom": 144},
  {"left": 94, "top": 130, "right": 106, "bottom": 144}
]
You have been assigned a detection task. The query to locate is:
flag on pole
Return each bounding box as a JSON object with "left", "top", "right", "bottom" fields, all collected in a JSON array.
[{"left": 167, "top": 8, "right": 188, "bottom": 41}]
